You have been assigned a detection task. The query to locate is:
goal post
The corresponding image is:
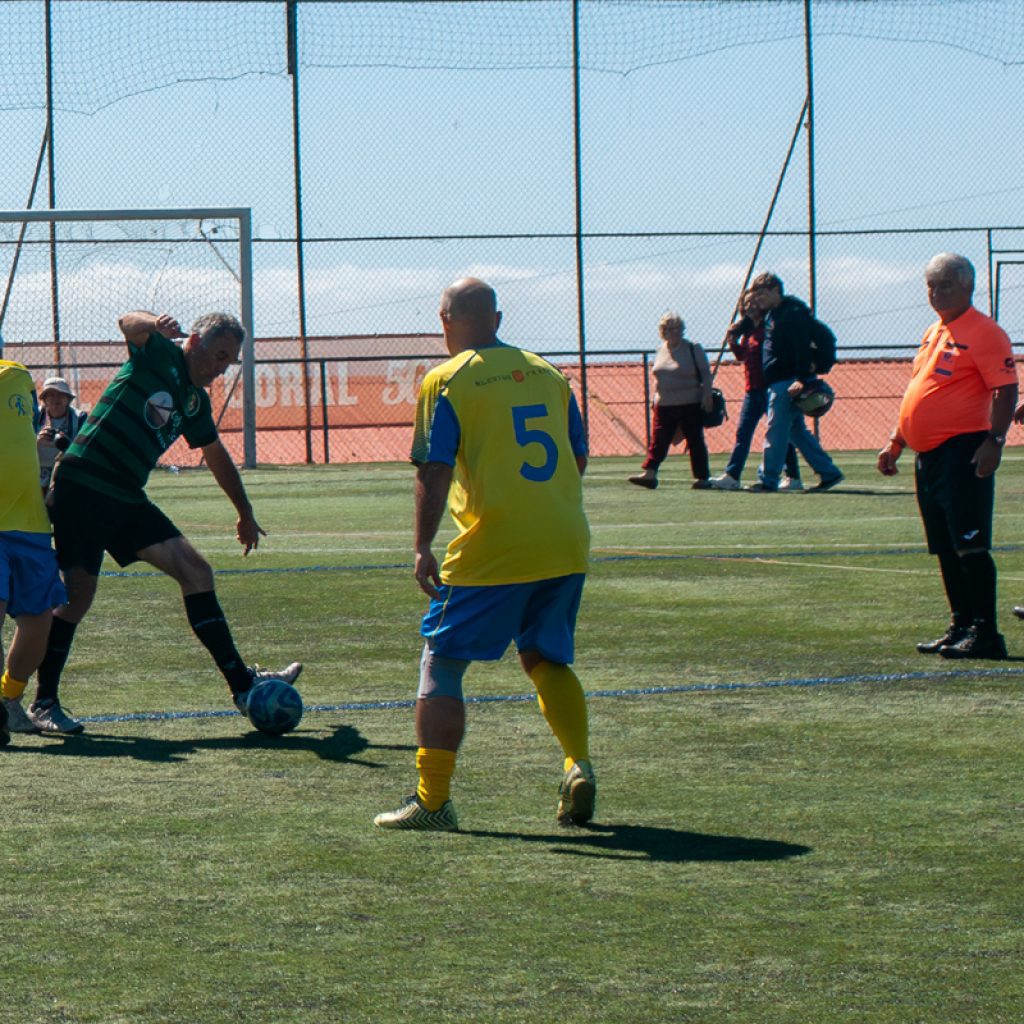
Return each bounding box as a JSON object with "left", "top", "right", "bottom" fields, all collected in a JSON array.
[{"left": 0, "top": 206, "right": 257, "bottom": 467}]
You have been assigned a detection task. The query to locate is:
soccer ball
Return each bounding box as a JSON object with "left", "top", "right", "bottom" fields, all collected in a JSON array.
[{"left": 245, "top": 678, "right": 304, "bottom": 736}]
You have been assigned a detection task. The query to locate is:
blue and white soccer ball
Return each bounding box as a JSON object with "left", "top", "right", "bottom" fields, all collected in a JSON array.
[{"left": 245, "top": 678, "right": 304, "bottom": 736}]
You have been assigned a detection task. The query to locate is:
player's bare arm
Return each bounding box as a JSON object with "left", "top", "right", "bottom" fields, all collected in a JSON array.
[
  {"left": 203, "top": 439, "right": 265, "bottom": 555},
  {"left": 972, "top": 383, "right": 1018, "bottom": 478},
  {"left": 118, "top": 311, "right": 186, "bottom": 347},
  {"left": 414, "top": 461, "right": 453, "bottom": 599}
]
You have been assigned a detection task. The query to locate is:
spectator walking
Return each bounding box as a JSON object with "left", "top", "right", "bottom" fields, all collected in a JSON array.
[
  {"left": 710, "top": 292, "right": 803, "bottom": 491},
  {"left": 745, "top": 272, "right": 843, "bottom": 493},
  {"left": 629, "top": 313, "right": 715, "bottom": 491}
]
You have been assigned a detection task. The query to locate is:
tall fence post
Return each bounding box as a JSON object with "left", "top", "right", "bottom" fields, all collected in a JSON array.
[
  {"left": 319, "top": 358, "right": 331, "bottom": 464},
  {"left": 572, "top": 0, "right": 589, "bottom": 438},
  {"left": 44, "top": 0, "right": 62, "bottom": 372},
  {"left": 642, "top": 352, "right": 651, "bottom": 451},
  {"left": 287, "top": 1, "right": 313, "bottom": 464}
]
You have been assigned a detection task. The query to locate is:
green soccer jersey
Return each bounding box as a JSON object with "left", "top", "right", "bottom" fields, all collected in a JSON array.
[{"left": 59, "top": 333, "right": 217, "bottom": 501}]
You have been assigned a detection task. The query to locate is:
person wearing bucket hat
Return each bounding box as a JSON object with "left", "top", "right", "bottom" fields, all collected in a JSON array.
[{"left": 36, "top": 376, "right": 89, "bottom": 493}]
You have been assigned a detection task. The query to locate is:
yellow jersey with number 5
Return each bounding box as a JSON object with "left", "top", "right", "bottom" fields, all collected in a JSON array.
[
  {"left": 412, "top": 343, "right": 589, "bottom": 585},
  {"left": 0, "top": 360, "right": 50, "bottom": 533}
]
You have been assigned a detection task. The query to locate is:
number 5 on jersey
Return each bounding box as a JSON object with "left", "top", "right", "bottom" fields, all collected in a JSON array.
[{"left": 512, "top": 404, "right": 558, "bottom": 482}]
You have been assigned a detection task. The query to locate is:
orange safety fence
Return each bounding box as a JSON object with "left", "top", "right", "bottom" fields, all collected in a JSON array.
[
  {"left": 161, "top": 356, "right": 923, "bottom": 465},
  {"left": 16, "top": 340, "right": 1020, "bottom": 465}
]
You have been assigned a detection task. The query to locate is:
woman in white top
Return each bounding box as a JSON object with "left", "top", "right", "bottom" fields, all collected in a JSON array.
[{"left": 628, "top": 312, "right": 714, "bottom": 490}]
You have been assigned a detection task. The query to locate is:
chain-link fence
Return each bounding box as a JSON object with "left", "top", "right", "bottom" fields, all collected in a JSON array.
[
  {"left": 3, "top": 1, "right": 1024, "bottom": 462},
  {"left": 11, "top": 339, "right": 980, "bottom": 466}
]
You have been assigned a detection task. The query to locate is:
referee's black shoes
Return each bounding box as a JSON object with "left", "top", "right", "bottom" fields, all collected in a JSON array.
[
  {"left": 937, "top": 625, "right": 1008, "bottom": 660},
  {"left": 916, "top": 623, "right": 968, "bottom": 654}
]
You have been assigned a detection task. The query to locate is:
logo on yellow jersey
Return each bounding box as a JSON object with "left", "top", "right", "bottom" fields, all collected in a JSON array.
[{"left": 7, "top": 393, "right": 29, "bottom": 416}]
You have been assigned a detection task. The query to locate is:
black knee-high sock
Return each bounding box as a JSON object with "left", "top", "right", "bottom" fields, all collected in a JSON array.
[
  {"left": 961, "top": 551, "right": 998, "bottom": 633},
  {"left": 184, "top": 591, "right": 250, "bottom": 693},
  {"left": 35, "top": 616, "right": 79, "bottom": 703},
  {"left": 935, "top": 547, "right": 971, "bottom": 627}
]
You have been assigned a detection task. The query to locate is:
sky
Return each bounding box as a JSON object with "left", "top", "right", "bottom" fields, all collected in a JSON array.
[{"left": 1, "top": 0, "right": 1024, "bottom": 357}]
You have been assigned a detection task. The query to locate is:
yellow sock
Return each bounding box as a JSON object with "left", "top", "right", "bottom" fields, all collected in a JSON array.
[
  {"left": 1, "top": 670, "right": 28, "bottom": 701},
  {"left": 528, "top": 661, "right": 589, "bottom": 770},
  {"left": 416, "top": 747, "right": 457, "bottom": 811}
]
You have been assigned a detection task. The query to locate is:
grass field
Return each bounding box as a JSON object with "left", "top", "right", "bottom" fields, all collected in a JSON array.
[{"left": 3, "top": 453, "right": 1023, "bottom": 1023}]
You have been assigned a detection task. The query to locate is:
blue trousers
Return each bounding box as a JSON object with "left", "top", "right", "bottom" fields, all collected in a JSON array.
[
  {"left": 725, "top": 387, "right": 800, "bottom": 482},
  {"left": 757, "top": 379, "right": 840, "bottom": 490}
]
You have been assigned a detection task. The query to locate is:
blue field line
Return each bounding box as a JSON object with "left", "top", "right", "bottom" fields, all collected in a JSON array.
[
  {"left": 76, "top": 664, "right": 1023, "bottom": 725},
  {"left": 91, "top": 542, "right": 1024, "bottom": 579}
]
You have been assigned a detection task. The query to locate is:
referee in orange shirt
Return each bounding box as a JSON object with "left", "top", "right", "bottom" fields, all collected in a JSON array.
[{"left": 878, "top": 252, "right": 1018, "bottom": 659}]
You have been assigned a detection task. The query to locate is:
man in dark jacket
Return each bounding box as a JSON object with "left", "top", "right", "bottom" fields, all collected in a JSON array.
[{"left": 746, "top": 272, "right": 843, "bottom": 492}]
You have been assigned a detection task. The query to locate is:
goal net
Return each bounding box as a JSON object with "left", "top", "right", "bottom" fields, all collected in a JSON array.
[{"left": 0, "top": 207, "right": 256, "bottom": 466}]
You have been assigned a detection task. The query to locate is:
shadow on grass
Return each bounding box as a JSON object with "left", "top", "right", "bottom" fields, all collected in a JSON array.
[
  {"left": 464, "top": 822, "right": 811, "bottom": 863},
  {"left": 805, "top": 487, "right": 911, "bottom": 497},
  {"left": 5, "top": 723, "right": 413, "bottom": 767}
]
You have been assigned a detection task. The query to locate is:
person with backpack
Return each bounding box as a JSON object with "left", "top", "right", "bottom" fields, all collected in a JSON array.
[
  {"left": 710, "top": 290, "right": 805, "bottom": 492},
  {"left": 744, "top": 272, "right": 844, "bottom": 493}
]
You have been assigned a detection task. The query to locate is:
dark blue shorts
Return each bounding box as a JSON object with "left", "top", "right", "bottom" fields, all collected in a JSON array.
[
  {"left": 421, "top": 574, "right": 586, "bottom": 663},
  {"left": 0, "top": 531, "right": 67, "bottom": 618}
]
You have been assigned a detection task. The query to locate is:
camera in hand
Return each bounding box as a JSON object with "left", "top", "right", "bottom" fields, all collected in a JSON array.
[{"left": 53, "top": 430, "right": 71, "bottom": 452}]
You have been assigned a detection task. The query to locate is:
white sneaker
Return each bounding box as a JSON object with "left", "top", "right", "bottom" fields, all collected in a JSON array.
[
  {"left": 2, "top": 696, "right": 40, "bottom": 733},
  {"left": 709, "top": 473, "right": 740, "bottom": 491},
  {"left": 233, "top": 662, "right": 304, "bottom": 717},
  {"left": 28, "top": 698, "right": 84, "bottom": 735},
  {"left": 778, "top": 476, "right": 805, "bottom": 492},
  {"left": 249, "top": 662, "right": 303, "bottom": 687}
]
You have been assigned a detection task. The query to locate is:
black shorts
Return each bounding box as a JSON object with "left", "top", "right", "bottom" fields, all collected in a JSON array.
[
  {"left": 915, "top": 431, "right": 994, "bottom": 554},
  {"left": 49, "top": 476, "right": 182, "bottom": 575}
]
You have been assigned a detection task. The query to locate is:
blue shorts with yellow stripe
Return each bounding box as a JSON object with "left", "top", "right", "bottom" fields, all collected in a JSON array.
[{"left": 421, "top": 573, "right": 585, "bottom": 664}]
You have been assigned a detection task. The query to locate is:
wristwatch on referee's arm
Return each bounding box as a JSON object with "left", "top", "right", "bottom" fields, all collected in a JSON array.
[{"left": 987, "top": 431, "right": 1007, "bottom": 446}]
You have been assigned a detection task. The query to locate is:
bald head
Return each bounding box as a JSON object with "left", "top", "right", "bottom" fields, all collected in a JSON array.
[{"left": 439, "top": 277, "right": 501, "bottom": 352}]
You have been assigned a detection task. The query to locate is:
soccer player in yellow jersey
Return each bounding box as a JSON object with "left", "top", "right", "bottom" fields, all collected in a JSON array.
[
  {"left": 0, "top": 361, "right": 68, "bottom": 744},
  {"left": 375, "top": 278, "right": 595, "bottom": 831}
]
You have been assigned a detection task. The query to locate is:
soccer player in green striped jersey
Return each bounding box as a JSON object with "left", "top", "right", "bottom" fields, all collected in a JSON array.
[{"left": 30, "top": 311, "right": 301, "bottom": 734}]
